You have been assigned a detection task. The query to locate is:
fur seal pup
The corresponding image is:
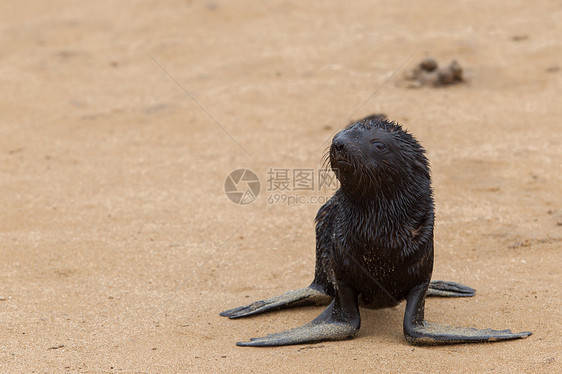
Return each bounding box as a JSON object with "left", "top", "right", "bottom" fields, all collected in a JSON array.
[{"left": 221, "top": 118, "right": 531, "bottom": 346}]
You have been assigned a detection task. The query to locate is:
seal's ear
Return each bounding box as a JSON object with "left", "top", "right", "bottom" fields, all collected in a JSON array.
[
  {"left": 413, "top": 158, "right": 428, "bottom": 172},
  {"left": 411, "top": 158, "right": 431, "bottom": 181}
]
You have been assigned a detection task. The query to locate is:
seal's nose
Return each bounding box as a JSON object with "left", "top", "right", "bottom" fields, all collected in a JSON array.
[{"left": 332, "top": 134, "right": 346, "bottom": 151}]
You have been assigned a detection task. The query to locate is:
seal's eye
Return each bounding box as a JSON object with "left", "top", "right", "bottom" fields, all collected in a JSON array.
[{"left": 370, "top": 141, "right": 386, "bottom": 151}]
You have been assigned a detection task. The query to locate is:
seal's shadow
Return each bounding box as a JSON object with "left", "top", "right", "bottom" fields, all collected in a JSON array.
[{"left": 357, "top": 306, "right": 405, "bottom": 343}]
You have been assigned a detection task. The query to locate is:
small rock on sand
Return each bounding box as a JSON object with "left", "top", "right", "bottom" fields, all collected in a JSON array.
[{"left": 405, "top": 57, "right": 464, "bottom": 87}]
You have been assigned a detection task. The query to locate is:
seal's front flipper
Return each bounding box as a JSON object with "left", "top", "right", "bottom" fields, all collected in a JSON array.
[
  {"left": 427, "top": 280, "right": 475, "bottom": 298},
  {"left": 237, "top": 281, "right": 360, "bottom": 347},
  {"left": 404, "top": 283, "right": 532, "bottom": 345},
  {"left": 220, "top": 286, "right": 331, "bottom": 319}
]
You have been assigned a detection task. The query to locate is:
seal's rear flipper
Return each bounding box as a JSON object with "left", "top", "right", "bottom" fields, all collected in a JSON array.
[
  {"left": 404, "top": 283, "right": 532, "bottom": 345},
  {"left": 220, "top": 286, "right": 331, "bottom": 319},
  {"left": 427, "top": 280, "right": 475, "bottom": 298},
  {"left": 236, "top": 317, "right": 357, "bottom": 347},
  {"left": 237, "top": 281, "right": 359, "bottom": 347}
]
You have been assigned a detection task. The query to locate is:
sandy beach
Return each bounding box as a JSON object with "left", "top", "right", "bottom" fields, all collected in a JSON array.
[{"left": 1, "top": 1, "right": 560, "bottom": 372}]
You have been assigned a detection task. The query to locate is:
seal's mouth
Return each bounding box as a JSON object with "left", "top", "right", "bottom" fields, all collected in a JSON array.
[
  {"left": 333, "top": 158, "right": 351, "bottom": 167},
  {"left": 330, "top": 151, "right": 351, "bottom": 168},
  {"left": 330, "top": 154, "right": 354, "bottom": 177},
  {"left": 329, "top": 142, "right": 355, "bottom": 176}
]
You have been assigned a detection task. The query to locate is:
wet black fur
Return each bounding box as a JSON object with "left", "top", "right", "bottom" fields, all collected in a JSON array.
[{"left": 313, "top": 118, "right": 435, "bottom": 308}]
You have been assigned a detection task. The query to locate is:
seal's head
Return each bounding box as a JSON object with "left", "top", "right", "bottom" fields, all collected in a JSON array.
[{"left": 330, "top": 118, "right": 430, "bottom": 200}]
